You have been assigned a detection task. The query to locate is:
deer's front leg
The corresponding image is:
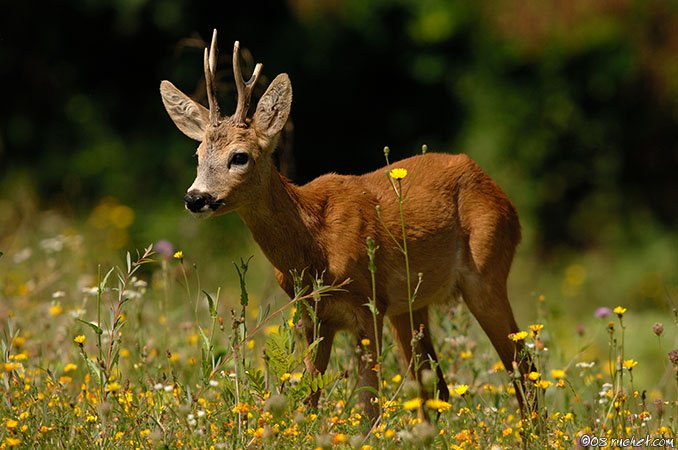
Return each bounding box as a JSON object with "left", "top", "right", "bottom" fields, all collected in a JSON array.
[
  {"left": 354, "top": 311, "right": 384, "bottom": 421},
  {"left": 303, "top": 322, "right": 336, "bottom": 409}
]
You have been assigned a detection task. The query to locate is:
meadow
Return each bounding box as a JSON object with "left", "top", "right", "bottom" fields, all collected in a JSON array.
[{"left": 1, "top": 174, "right": 677, "bottom": 450}]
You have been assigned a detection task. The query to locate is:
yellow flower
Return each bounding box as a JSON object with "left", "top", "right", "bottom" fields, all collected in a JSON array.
[
  {"left": 281, "top": 373, "right": 291, "bottom": 382},
  {"left": 425, "top": 399, "right": 451, "bottom": 412},
  {"left": 361, "top": 338, "right": 371, "bottom": 346},
  {"left": 529, "top": 324, "right": 544, "bottom": 334},
  {"left": 74, "top": 335, "right": 86, "bottom": 345},
  {"left": 508, "top": 331, "right": 528, "bottom": 342},
  {"left": 384, "top": 429, "right": 396, "bottom": 439},
  {"left": 246, "top": 340, "right": 255, "bottom": 350},
  {"left": 453, "top": 384, "right": 469, "bottom": 396},
  {"left": 64, "top": 363, "right": 77, "bottom": 373},
  {"left": 391, "top": 374, "right": 402, "bottom": 383},
  {"left": 173, "top": 250, "right": 184, "bottom": 260},
  {"left": 389, "top": 168, "right": 408, "bottom": 180},
  {"left": 105, "top": 382, "right": 121, "bottom": 393},
  {"left": 623, "top": 359, "right": 638, "bottom": 370},
  {"left": 551, "top": 369, "right": 566, "bottom": 379},
  {"left": 503, "top": 427, "right": 513, "bottom": 437},
  {"left": 6, "top": 419, "right": 18, "bottom": 429},
  {"left": 85, "top": 415, "right": 97, "bottom": 423},
  {"left": 48, "top": 304, "right": 63, "bottom": 316},
  {"left": 403, "top": 398, "right": 422, "bottom": 410},
  {"left": 460, "top": 350, "right": 473, "bottom": 360},
  {"left": 528, "top": 371, "right": 541, "bottom": 381},
  {"left": 18, "top": 412, "right": 29, "bottom": 420},
  {"left": 333, "top": 433, "right": 347, "bottom": 444},
  {"left": 613, "top": 306, "right": 627, "bottom": 316},
  {"left": 4, "top": 437, "right": 20, "bottom": 447},
  {"left": 139, "top": 429, "right": 151, "bottom": 437},
  {"left": 537, "top": 380, "right": 553, "bottom": 389}
]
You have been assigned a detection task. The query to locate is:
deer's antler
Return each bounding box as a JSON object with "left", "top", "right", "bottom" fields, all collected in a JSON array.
[
  {"left": 231, "top": 41, "right": 263, "bottom": 128},
  {"left": 203, "top": 29, "right": 220, "bottom": 126}
]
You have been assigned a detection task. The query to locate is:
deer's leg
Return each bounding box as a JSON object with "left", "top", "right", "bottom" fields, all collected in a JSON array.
[
  {"left": 354, "top": 311, "right": 383, "bottom": 420},
  {"left": 303, "top": 322, "right": 336, "bottom": 409},
  {"left": 460, "top": 277, "right": 533, "bottom": 414},
  {"left": 389, "top": 307, "right": 449, "bottom": 402}
]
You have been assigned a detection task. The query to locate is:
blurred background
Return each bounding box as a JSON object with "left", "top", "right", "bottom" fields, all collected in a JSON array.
[{"left": 1, "top": 0, "right": 677, "bottom": 372}]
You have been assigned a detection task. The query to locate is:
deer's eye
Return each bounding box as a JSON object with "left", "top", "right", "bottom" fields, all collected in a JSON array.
[{"left": 230, "top": 152, "right": 249, "bottom": 166}]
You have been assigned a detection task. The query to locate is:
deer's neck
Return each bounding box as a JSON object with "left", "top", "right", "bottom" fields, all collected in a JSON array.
[{"left": 238, "top": 172, "right": 325, "bottom": 280}]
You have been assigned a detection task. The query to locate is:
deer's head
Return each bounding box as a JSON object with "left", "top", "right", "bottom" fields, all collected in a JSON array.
[{"left": 160, "top": 30, "right": 292, "bottom": 217}]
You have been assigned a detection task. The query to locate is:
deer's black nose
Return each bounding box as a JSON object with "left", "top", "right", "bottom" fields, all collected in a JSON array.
[{"left": 184, "top": 191, "right": 215, "bottom": 213}]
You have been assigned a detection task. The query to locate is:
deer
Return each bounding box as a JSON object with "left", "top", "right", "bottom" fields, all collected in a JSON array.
[{"left": 160, "top": 30, "right": 533, "bottom": 421}]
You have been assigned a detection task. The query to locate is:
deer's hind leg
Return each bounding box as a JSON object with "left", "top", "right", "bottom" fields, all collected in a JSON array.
[{"left": 389, "top": 307, "right": 449, "bottom": 402}]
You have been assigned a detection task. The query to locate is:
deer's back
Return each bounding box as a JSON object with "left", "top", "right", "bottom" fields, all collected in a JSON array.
[{"left": 299, "top": 152, "right": 520, "bottom": 319}]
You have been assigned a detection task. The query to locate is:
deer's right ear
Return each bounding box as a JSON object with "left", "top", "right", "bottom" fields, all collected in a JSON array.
[{"left": 160, "top": 80, "right": 209, "bottom": 141}]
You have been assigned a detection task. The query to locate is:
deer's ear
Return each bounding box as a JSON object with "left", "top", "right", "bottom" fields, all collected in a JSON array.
[
  {"left": 253, "top": 74, "right": 292, "bottom": 142},
  {"left": 160, "top": 80, "right": 208, "bottom": 141}
]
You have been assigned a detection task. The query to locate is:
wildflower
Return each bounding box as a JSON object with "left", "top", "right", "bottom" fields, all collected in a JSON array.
[
  {"left": 537, "top": 380, "right": 552, "bottom": 389},
  {"left": 4, "top": 438, "right": 20, "bottom": 447},
  {"left": 529, "top": 324, "right": 544, "bottom": 334},
  {"left": 64, "top": 363, "right": 77, "bottom": 373},
  {"left": 388, "top": 168, "right": 408, "bottom": 180},
  {"left": 669, "top": 349, "right": 678, "bottom": 366},
  {"left": 18, "top": 412, "right": 29, "bottom": 420},
  {"left": 6, "top": 419, "right": 18, "bottom": 429},
  {"left": 613, "top": 306, "right": 627, "bottom": 317},
  {"left": 74, "top": 335, "right": 86, "bottom": 345},
  {"left": 528, "top": 372, "right": 541, "bottom": 381},
  {"left": 232, "top": 402, "right": 250, "bottom": 414},
  {"left": 332, "top": 433, "right": 347, "bottom": 444},
  {"left": 453, "top": 384, "right": 469, "bottom": 396},
  {"left": 653, "top": 322, "right": 664, "bottom": 337},
  {"left": 460, "top": 350, "right": 473, "bottom": 360},
  {"left": 154, "top": 240, "right": 174, "bottom": 260},
  {"left": 140, "top": 429, "right": 151, "bottom": 437},
  {"left": 105, "top": 382, "right": 122, "bottom": 393},
  {"left": 173, "top": 250, "right": 184, "bottom": 261},
  {"left": 551, "top": 369, "right": 566, "bottom": 379},
  {"left": 85, "top": 415, "right": 97, "bottom": 423},
  {"left": 384, "top": 429, "right": 396, "bottom": 439},
  {"left": 361, "top": 338, "right": 371, "bottom": 347},
  {"left": 403, "top": 398, "right": 422, "bottom": 410},
  {"left": 508, "top": 331, "right": 528, "bottom": 342},
  {"left": 594, "top": 307, "right": 612, "bottom": 318},
  {"left": 503, "top": 427, "right": 513, "bottom": 437},
  {"left": 425, "top": 399, "right": 451, "bottom": 412},
  {"left": 391, "top": 374, "right": 402, "bottom": 383},
  {"left": 623, "top": 359, "right": 638, "bottom": 370},
  {"left": 48, "top": 303, "right": 63, "bottom": 316},
  {"left": 246, "top": 339, "right": 255, "bottom": 350}
]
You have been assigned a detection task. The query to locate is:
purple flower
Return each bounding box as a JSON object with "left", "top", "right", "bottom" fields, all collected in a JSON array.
[
  {"left": 594, "top": 307, "right": 612, "bottom": 319},
  {"left": 154, "top": 240, "right": 174, "bottom": 260}
]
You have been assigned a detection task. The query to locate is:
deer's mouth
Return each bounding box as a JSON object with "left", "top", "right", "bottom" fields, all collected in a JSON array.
[{"left": 184, "top": 191, "right": 224, "bottom": 215}]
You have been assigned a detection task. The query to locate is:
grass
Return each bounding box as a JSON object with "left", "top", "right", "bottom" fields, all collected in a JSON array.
[{"left": 1, "top": 174, "right": 677, "bottom": 448}]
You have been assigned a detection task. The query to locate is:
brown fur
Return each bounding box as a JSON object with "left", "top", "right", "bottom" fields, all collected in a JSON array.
[{"left": 160, "top": 39, "right": 530, "bottom": 420}]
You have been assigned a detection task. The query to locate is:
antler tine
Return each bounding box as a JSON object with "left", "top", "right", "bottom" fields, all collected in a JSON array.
[
  {"left": 231, "top": 40, "right": 263, "bottom": 127},
  {"left": 203, "top": 29, "right": 220, "bottom": 126}
]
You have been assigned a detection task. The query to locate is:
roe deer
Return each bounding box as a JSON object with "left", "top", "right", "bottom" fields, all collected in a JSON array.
[{"left": 160, "top": 30, "right": 532, "bottom": 420}]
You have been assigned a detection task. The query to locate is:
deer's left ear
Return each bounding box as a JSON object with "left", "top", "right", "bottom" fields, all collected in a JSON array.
[{"left": 253, "top": 74, "right": 292, "bottom": 143}]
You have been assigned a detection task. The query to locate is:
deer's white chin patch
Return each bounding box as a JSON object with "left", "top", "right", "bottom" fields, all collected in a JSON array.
[{"left": 186, "top": 208, "right": 214, "bottom": 219}]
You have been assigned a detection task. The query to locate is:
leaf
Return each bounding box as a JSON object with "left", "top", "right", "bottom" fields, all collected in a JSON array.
[
  {"left": 99, "top": 267, "right": 115, "bottom": 293},
  {"left": 126, "top": 251, "right": 132, "bottom": 274},
  {"left": 256, "top": 304, "right": 271, "bottom": 328},
  {"left": 76, "top": 319, "right": 103, "bottom": 336},
  {"left": 203, "top": 291, "right": 217, "bottom": 318}
]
